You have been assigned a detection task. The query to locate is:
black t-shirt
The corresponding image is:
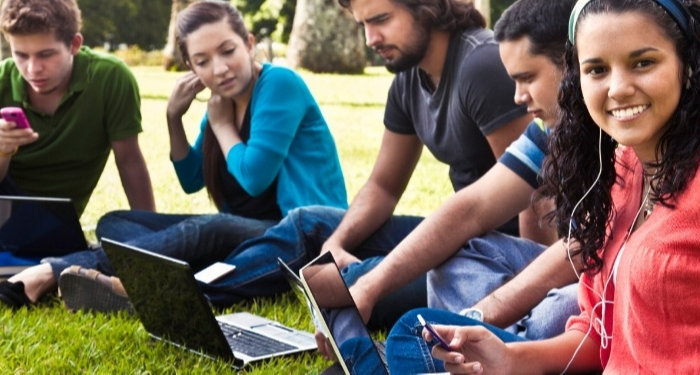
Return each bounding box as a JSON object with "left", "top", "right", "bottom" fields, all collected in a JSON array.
[
  {"left": 218, "top": 102, "right": 282, "bottom": 221},
  {"left": 384, "top": 28, "right": 527, "bottom": 235}
]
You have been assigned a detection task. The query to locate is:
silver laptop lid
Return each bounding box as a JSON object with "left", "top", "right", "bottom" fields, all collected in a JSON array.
[{"left": 300, "top": 251, "right": 389, "bottom": 375}]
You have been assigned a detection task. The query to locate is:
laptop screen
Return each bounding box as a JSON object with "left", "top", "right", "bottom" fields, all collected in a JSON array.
[
  {"left": 101, "top": 238, "right": 239, "bottom": 364},
  {"left": 0, "top": 195, "right": 87, "bottom": 257},
  {"left": 300, "top": 252, "right": 388, "bottom": 374},
  {"left": 277, "top": 257, "right": 325, "bottom": 333}
]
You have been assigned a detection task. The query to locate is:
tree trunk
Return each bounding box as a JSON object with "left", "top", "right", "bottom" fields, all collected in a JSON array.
[
  {"left": 287, "top": 0, "right": 366, "bottom": 74},
  {"left": 162, "top": 0, "right": 193, "bottom": 71},
  {"left": 0, "top": 35, "right": 10, "bottom": 60},
  {"left": 473, "top": 0, "right": 491, "bottom": 27}
]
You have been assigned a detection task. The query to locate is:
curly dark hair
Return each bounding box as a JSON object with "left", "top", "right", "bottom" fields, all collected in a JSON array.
[
  {"left": 336, "top": 0, "right": 485, "bottom": 31},
  {"left": 539, "top": 0, "right": 700, "bottom": 274}
]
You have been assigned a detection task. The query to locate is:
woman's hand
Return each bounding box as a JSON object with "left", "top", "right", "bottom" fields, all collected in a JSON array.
[
  {"left": 207, "top": 94, "right": 241, "bottom": 154},
  {"left": 425, "top": 324, "right": 513, "bottom": 374},
  {"left": 166, "top": 72, "right": 206, "bottom": 121},
  {"left": 206, "top": 94, "right": 235, "bottom": 133}
]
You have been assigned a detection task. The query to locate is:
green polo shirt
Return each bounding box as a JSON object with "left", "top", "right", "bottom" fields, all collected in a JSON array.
[{"left": 0, "top": 46, "right": 142, "bottom": 217}]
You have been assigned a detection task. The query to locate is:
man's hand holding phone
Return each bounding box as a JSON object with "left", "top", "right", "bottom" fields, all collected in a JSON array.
[
  {"left": 1, "top": 107, "right": 32, "bottom": 130},
  {"left": 0, "top": 107, "right": 38, "bottom": 157}
]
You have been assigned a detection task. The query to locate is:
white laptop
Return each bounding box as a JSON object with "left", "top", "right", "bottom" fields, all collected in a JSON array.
[{"left": 101, "top": 238, "right": 317, "bottom": 369}]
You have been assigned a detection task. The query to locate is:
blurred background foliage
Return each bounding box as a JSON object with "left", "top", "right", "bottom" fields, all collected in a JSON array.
[
  {"left": 0, "top": 0, "right": 517, "bottom": 69},
  {"left": 232, "top": 0, "right": 297, "bottom": 43},
  {"left": 79, "top": 0, "right": 171, "bottom": 50},
  {"left": 75, "top": 0, "right": 514, "bottom": 53}
]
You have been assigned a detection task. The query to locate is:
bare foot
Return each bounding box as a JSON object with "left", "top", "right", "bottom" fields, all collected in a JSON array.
[{"left": 8, "top": 263, "right": 57, "bottom": 303}]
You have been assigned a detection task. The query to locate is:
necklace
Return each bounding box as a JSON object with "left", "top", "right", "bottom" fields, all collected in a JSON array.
[
  {"left": 642, "top": 169, "right": 657, "bottom": 220},
  {"left": 643, "top": 190, "right": 654, "bottom": 220}
]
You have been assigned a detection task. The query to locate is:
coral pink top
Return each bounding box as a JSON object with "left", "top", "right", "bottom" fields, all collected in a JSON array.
[{"left": 566, "top": 147, "right": 700, "bottom": 373}]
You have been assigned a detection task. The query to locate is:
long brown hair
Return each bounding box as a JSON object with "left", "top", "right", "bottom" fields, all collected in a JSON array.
[{"left": 176, "top": 0, "right": 250, "bottom": 210}]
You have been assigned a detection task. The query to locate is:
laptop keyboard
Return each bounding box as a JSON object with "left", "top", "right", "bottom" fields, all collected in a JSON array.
[{"left": 219, "top": 322, "right": 297, "bottom": 357}]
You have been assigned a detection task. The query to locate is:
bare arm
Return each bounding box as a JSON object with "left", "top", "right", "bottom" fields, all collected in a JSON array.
[
  {"left": 112, "top": 136, "right": 156, "bottom": 211},
  {"left": 484, "top": 114, "right": 531, "bottom": 158},
  {"left": 518, "top": 198, "right": 558, "bottom": 245},
  {"left": 351, "top": 164, "right": 535, "bottom": 320},
  {"left": 472, "top": 239, "right": 581, "bottom": 328},
  {"left": 322, "top": 129, "right": 424, "bottom": 267},
  {"left": 429, "top": 324, "right": 601, "bottom": 374}
]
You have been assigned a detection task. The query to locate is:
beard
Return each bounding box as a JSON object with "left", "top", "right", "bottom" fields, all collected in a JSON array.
[{"left": 378, "top": 24, "right": 431, "bottom": 73}]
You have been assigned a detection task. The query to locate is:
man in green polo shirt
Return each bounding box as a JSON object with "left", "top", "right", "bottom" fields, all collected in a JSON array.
[{"left": 0, "top": 0, "right": 154, "bottom": 223}]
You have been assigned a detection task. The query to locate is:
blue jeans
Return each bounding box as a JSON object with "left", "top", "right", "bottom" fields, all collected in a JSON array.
[
  {"left": 342, "top": 256, "right": 428, "bottom": 331},
  {"left": 47, "top": 206, "right": 425, "bottom": 309},
  {"left": 428, "top": 231, "right": 580, "bottom": 340},
  {"left": 43, "top": 210, "right": 276, "bottom": 286},
  {"left": 341, "top": 308, "right": 526, "bottom": 374},
  {"left": 197, "top": 206, "right": 425, "bottom": 308}
]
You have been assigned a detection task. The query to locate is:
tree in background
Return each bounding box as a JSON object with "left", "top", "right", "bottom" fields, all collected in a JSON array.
[
  {"left": 490, "top": 0, "right": 517, "bottom": 26},
  {"left": 79, "top": 0, "right": 170, "bottom": 50},
  {"left": 234, "top": 0, "right": 296, "bottom": 44},
  {"left": 162, "top": 0, "right": 194, "bottom": 71},
  {"left": 0, "top": 0, "right": 517, "bottom": 69},
  {"left": 286, "top": 0, "right": 365, "bottom": 74}
]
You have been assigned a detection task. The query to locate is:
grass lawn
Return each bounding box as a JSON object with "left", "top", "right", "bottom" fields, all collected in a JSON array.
[{"left": 0, "top": 66, "right": 453, "bottom": 373}]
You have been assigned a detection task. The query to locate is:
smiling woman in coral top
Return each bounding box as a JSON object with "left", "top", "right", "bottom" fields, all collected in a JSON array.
[{"left": 382, "top": 0, "right": 700, "bottom": 373}]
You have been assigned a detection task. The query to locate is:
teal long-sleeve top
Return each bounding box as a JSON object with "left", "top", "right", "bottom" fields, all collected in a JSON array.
[{"left": 172, "top": 63, "right": 347, "bottom": 215}]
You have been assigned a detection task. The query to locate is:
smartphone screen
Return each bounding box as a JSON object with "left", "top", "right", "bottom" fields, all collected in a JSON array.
[
  {"left": 194, "top": 262, "right": 236, "bottom": 284},
  {"left": 417, "top": 314, "right": 452, "bottom": 350}
]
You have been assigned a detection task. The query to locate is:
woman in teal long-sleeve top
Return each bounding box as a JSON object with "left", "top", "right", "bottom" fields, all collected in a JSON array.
[
  {"left": 0, "top": 0, "right": 347, "bottom": 312},
  {"left": 174, "top": 62, "right": 346, "bottom": 215}
]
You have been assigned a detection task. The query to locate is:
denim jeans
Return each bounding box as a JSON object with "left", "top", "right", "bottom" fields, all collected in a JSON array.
[
  {"left": 342, "top": 256, "right": 428, "bottom": 331},
  {"left": 43, "top": 210, "right": 276, "bottom": 284},
  {"left": 47, "top": 206, "right": 426, "bottom": 310},
  {"left": 197, "top": 206, "right": 425, "bottom": 308},
  {"left": 427, "top": 231, "right": 580, "bottom": 340},
  {"left": 340, "top": 307, "right": 526, "bottom": 374}
]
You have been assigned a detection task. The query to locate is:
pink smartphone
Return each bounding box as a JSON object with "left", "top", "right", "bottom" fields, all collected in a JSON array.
[
  {"left": 417, "top": 314, "right": 452, "bottom": 350},
  {"left": 1, "top": 107, "right": 32, "bottom": 130}
]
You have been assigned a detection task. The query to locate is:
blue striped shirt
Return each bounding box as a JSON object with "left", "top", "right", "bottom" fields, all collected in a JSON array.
[{"left": 498, "top": 118, "right": 549, "bottom": 189}]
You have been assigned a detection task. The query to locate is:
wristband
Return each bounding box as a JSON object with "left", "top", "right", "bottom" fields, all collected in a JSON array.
[
  {"left": 459, "top": 307, "right": 484, "bottom": 322},
  {"left": 0, "top": 146, "right": 18, "bottom": 157}
]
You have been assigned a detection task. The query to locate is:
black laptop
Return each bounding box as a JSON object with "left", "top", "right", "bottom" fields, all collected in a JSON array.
[
  {"left": 102, "top": 238, "right": 317, "bottom": 369},
  {"left": 0, "top": 195, "right": 87, "bottom": 257}
]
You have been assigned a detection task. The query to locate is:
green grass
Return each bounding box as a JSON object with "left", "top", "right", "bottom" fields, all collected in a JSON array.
[{"left": 0, "top": 66, "right": 453, "bottom": 373}]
